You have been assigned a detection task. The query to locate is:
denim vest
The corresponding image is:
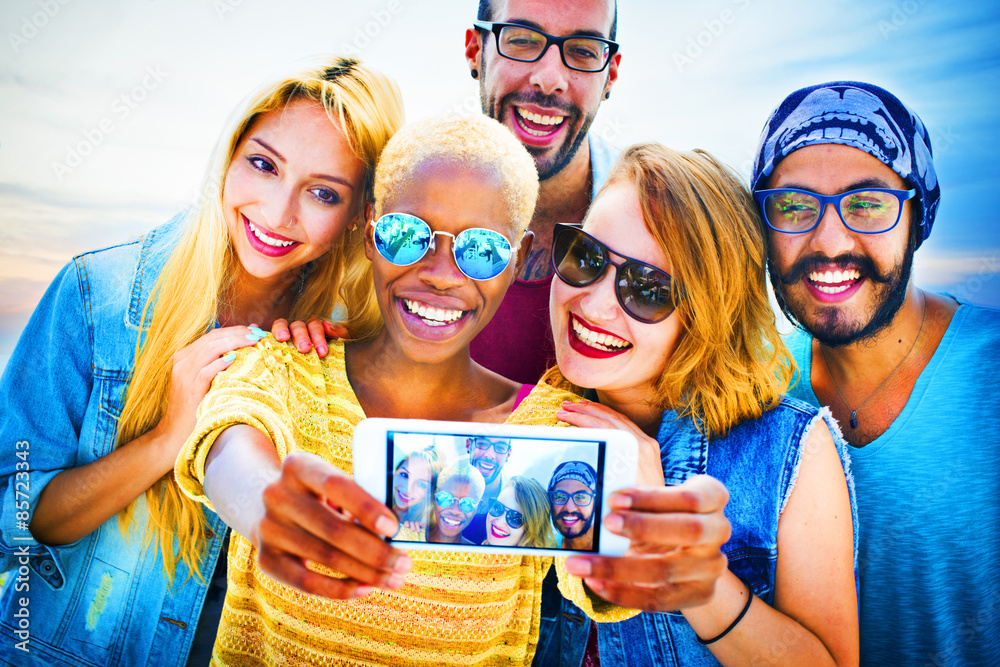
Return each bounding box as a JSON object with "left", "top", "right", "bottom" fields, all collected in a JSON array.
[
  {"left": 533, "top": 398, "right": 857, "bottom": 666},
  {"left": 0, "top": 217, "right": 227, "bottom": 666}
]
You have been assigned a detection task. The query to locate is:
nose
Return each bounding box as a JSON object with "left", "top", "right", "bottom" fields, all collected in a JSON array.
[
  {"left": 259, "top": 183, "right": 299, "bottom": 230},
  {"left": 808, "top": 202, "right": 856, "bottom": 257},
  {"left": 529, "top": 42, "right": 569, "bottom": 96},
  {"left": 578, "top": 265, "right": 621, "bottom": 323},
  {"left": 417, "top": 233, "right": 466, "bottom": 289}
]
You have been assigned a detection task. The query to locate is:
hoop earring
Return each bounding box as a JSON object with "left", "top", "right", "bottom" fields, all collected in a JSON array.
[{"left": 471, "top": 69, "right": 479, "bottom": 79}]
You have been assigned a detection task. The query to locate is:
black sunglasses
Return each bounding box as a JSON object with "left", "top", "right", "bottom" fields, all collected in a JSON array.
[
  {"left": 473, "top": 21, "right": 619, "bottom": 73},
  {"left": 551, "top": 224, "right": 676, "bottom": 324},
  {"left": 488, "top": 498, "right": 524, "bottom": 529}
]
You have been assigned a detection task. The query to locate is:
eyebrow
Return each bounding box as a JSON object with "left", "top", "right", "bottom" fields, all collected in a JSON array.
[
  {"left": 505, "top": 18, "right": 608, "bottom": 39},
  {"left": 779, "top": 177, "right": 897, "bottom": 192},
  {"left": 250, "top": 137, "right": 355, "bottom": 189}
]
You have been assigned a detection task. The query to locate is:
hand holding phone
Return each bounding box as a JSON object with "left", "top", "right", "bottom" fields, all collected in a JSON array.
[
  {"left": 564, "top": 475, "right": 732, "bottom": 612},
  {"left": 253, "top": 451, "right": 413, "bottom": 599}
]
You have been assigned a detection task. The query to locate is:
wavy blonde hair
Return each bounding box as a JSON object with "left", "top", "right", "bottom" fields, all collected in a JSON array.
[
  {"left": 508, "top": 476, "right": 557, "bottom": 548},
  {"left": 115, "top": 57, "right": 404, "bottom": 584},
  {"left": 545, "top": 143, "right": 794, "bottom": 437}
]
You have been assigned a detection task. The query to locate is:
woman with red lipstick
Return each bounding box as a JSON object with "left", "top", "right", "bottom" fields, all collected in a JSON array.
[
  {"left": 535, "top": 144, "right": 860, "bottom": 666},
  {"left": 0, "top": 57, "right": 403, "bottom": 666},
  {"left": 485, "top": 476, "right": 557, "bottom": 548},
  {"left": 390, "top": 448, "right": 439, "bottom": 536}
]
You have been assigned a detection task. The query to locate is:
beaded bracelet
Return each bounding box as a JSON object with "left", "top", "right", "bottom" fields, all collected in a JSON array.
[{"left": 696, "top": 579, "right": 753, "bottom": 645}]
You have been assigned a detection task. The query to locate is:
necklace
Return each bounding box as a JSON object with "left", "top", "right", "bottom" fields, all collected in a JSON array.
[{"left": 821, "top": 298, "right": 927, "bottom": 430}]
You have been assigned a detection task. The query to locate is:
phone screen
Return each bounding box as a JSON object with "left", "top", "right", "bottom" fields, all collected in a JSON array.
[{"left": 384, "top": 431, "right": 607, "bottom": 552}]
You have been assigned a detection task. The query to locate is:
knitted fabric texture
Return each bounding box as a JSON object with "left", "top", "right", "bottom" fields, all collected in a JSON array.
[{"left": 176, "top": 337, "right": 637, "bottom": 666}]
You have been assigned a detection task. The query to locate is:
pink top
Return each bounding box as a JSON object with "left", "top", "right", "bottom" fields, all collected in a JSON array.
[{"left": 470, "top": 275, "right": 555, "bottom": 384}]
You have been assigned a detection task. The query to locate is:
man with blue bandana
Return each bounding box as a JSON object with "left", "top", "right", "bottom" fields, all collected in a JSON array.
[
  {"left": 752, "top": 81, "right": 1000, "bottom": 666},
  {"left": 547, "top": 461, "right": 598, "bottom": 551}
]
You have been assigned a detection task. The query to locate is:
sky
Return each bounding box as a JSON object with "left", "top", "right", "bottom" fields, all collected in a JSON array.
[{"left": 1, "top": 0, "right": 998, "bottom": 372}]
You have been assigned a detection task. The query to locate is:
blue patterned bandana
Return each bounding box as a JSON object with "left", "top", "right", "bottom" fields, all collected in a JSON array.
[
  {"left": 548, "top": 461, "right": 597, "bottom": 494},
  {"left": 751, "top": 81, "right": 940, "bottom": 249}
]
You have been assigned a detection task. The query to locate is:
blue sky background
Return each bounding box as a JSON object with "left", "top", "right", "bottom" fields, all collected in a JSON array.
[{"left": 1, "top": 0, "right": 998, "bottom": 372}]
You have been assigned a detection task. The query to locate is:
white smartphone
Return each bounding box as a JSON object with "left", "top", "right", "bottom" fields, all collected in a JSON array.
[{"left": 353, "top": 418, "right": 638, "bottom": 557}]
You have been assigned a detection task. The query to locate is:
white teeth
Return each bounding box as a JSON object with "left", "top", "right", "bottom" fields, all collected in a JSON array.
[
  {"left": 404, "top": 299, "right": 465, "bottom": 326},
  {"left": 571, "top": 317, "right": 631, "bottom": 352},
  {"left": 442, "top": 517, "right": 461, "bottom": 526},
  {"left": 517, "top": 107, "right": 565, "bottom": 126},
  {"left": 808, "top": 269, "right": 860, "bottom": 285},
  {"left": 248, "top": 221, "right": 295, "bottom": 248}
]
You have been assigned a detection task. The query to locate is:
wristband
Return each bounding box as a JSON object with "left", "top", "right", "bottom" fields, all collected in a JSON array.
[{"left": 696, "top": 579, "right": 753, "bottom": 645}]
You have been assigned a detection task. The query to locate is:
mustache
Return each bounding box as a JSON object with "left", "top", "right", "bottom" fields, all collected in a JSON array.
[
  {"left": 778, "top": 253, "right": 895, "bottom": 285},
  {"left": 506, "top": 89, "right": 578, "bottom": 118}
]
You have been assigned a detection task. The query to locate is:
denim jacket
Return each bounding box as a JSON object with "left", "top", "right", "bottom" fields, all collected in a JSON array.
[
  {"left": 534, "top": 398, "right": 857, "bottom": 666},
  {"left": 0, "top": 218, "right": 227, "bottom": 666}
]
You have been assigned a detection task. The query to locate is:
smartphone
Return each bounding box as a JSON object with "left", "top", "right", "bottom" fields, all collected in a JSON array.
[{"left": 353, "top": 418, "right": 638, "bottom": 557}]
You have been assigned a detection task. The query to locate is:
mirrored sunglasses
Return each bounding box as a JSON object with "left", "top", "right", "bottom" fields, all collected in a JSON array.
[
  {"left": 434, "top": 491, "right": 478, "bottom": 514},
  {"left": 371, "top": 213, "right": 514, "bottom": 281},
  {"left": 487, "top": 498, "right": 524, "bottom": 529}
]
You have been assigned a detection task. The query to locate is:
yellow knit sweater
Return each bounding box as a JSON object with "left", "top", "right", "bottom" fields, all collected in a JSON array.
[{"left": 176, "top": 337, "right": 636, "bottom": 666}]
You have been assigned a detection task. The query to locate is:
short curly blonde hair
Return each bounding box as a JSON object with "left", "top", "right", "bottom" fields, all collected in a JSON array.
[{"left": 373, "top": 115, "right": 539, "bottom": 238}]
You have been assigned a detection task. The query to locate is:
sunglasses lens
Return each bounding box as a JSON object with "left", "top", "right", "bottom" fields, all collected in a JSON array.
[
  {"left": 618, "top": 262, "right": 674, "bottom": 323},
  {"left": 454, "top": 229, "right": 512, "bottom": 280},
  {"left": 553, "top": 226, "right": 604, "bottom": 286},
  {"left": 435, "top": 491, "right": 453, "bottom": 507},
  {"left": 488, "top": 499, "right": 504, "bottom": 517},
  {"left": 507, "top": 509, "right": 524, "bottom": 529},
  {"left": 373, "top": 214, "right": 432, "bottom": 266},
  {"left": 458, "top": 498, "right": 478, "bottom": 513}
]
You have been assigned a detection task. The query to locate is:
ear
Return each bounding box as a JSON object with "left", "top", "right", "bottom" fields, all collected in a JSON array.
[
  {"left": 511, "top": 231, "right": 534, "bottom": 282},
  {"left": 362, "top": 204, "right": 376, "bottom": 261},
  {"left": 466, "top": 438, "right": 473, "bottom": 453},
  {"left": 603, "top": 52, "right": 621, "bottom": 98},
  {"left": 465, "top": 28, "right": 483, "bottom": 73}
]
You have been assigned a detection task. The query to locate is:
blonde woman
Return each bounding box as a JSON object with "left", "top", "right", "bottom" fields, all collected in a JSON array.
[
  {"left": 0, "top": 57, "right": 402, "bottom": 666},
  {"left": 485, "top": 476, "right": 558, "bottom": 548}
]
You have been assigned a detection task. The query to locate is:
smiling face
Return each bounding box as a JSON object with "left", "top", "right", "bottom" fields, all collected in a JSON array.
[
  {"left": 365, "top": 158, "right": 523, "bottom": 365},
  {"left": 766, "top": 144, "right": 915, "bottom": 347},
  {"left": 392, "top": 455, "right": 433, "bottom": 515},
  {"left": 467, "top": 437, "right": 510, "bottom": 486},
  {"left": 223, "top": 100, "right": 366, "bottom": 287},
  {"left": 550, "top": 478, "right": 594, "bottom": 539},
  {"left": 467, "top": 0, "right": 618, "bottom": 181},
  {"left": 551, "top": 181, "right": 684, "bottom": 398},
  {"left": 432, "top": 479, "right": 480, "bottom": 541},
  {"left": 486, "top": 486, "right": 527, "bottom": 546}
]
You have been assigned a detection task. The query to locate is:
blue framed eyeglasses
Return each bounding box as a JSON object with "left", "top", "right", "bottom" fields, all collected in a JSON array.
[
  {"left": 754, "top": 188, "right": 916, "bottom": 234},
  {"left": 434, "top": 491, "right": 478, "bottom": 514},
  {"left": 548, "top": 489, "right": 595, "bottom": 507},
  {"left": 371, "top": 213, "right": 514, "bottom": 281}
]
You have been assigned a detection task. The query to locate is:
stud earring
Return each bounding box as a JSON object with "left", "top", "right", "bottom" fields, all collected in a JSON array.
[
  {"left": 604, "top": 91, "right": 610, "bottom": 100},
  {"left": 471, "top": 69, "right": 479, "bottom": 79}
]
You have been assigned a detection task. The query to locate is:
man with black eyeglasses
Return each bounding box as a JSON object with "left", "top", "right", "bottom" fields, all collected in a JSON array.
[
  {"left": 465, "top": 0, "right": 621, "bottom": 384},
  {"left": 461, "top": 436, "right": 512, "bottom": 543},
  {"left": 752, "top": 81, "right": 1000, "bottom": 666},
  {"left": 547, "top": 461, "right": 597, "bottom": 550}
]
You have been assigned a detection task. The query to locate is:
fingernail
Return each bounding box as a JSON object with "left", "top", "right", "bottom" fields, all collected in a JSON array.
[
  {"left": 608, "top": 493, "right": 631, "bottom": 509},
  {"left": 245, "top": 333, "right": 263, "bottom": 341},
  {"left": 585, "top": 577, "right": 604, "bottom": 592},
  {"left": 318, "top": 345, "right": 327, "bottom": 356},
  {"left": 354, "top": 586, "right": 374, "bottom": 597},
  {"left": 564, "top": 558, "right": 591, "bottom": 577},
  {"left": 393, "top": 554, "right": 413, "bottom": 573},
  {"left": 222, "top": 352, "right": 236, "bottom": 362},
  {"left": 386, "top": 573, "right": 406, "bottom": 589},
  {"left": 375, "top": 515, "right": 398, "bottom": 537},
  {"left": 605, "top": 513, "right": 624, "bottom": 533},
  {"left": 298, "top": 341, "right": 310, "bottom": 351},
  {"left": 249, "top": 326, "right": 266, "bottom": 336}
]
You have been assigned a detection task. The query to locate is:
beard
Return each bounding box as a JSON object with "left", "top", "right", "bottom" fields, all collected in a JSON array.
[
  {"left": 554, "top": 508, "right": 595, "bottom": 538},
  {"left": 769, "top": 233, "right": 916, "bottom": 348},
  {"left": 478, "top": 59, "right": 596, "bottom": 181}
]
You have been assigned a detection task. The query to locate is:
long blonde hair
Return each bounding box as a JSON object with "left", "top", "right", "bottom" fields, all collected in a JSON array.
[
  {"left": 115, "top": 57, "right": 404, "bottom": 584},
  {"left": 508, "top": 476, "right": 557, "bottom": 548},
  {"left": 546, "top": 143, "right": 794, "bottom": 437}
]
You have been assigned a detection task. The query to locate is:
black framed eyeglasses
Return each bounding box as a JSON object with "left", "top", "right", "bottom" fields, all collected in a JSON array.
[
  {"left": 473, "top": 21, "right": 619, "bottom": 72},
  {"left": 488, "top": 499, "right": 524, "bottom": 529},
  {"left": 548, "top": 489, "right": 596, "bottom": 507},
  {"left": 754, "top": 188, "right": 917, "bottom": 234},
  {"left": 551, "top": 223, "right": 676, "bottom": 324},
  {"left": 471, "top": 438, "right": 511, "bottom": 455}
]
